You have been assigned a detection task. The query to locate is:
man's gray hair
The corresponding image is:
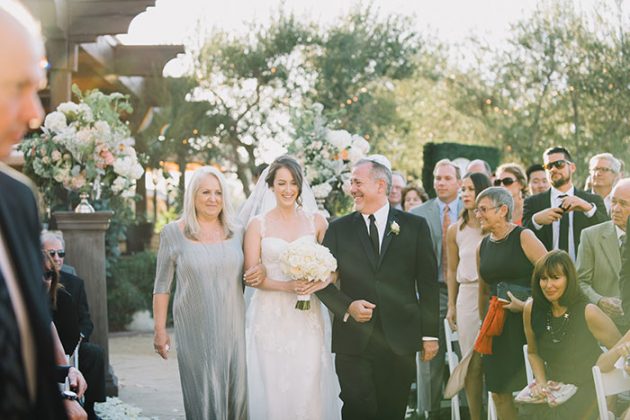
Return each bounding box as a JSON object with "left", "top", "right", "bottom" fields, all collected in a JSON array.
[
  {"left": 476, "top": 186, "right": 513, "bottom": 221},
  {"left": 434, "top": 159, "right": 461, "bottom": 180},
  {"left": 41, "top": 230, "right": 65, "bottom": 248},
  {"left": 392, "top": 171, "right": 406, "bottom": 186},
  {"left": 589, "top": 153, "right": 622, "bottom": 174},
  {"left": 355, "top": 158, "right": 393, "bottom": 195},
  {"left": 0, "top": 0, "right": 44, "bottom": 49}
]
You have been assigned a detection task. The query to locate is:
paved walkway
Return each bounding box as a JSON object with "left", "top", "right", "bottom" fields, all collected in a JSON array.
[{"left": 109, "top": 330, "right": 185, "bottom": 419}]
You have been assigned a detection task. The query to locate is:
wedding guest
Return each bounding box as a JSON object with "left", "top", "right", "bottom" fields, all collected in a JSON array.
[
  {"left": 412, "top": 159, "right": 462, "bottom": 419},
  {"left": 495, "top": 163, "right": 528, "bottom": 225},
  {"left": 524, "top": 250, "right": 620, "bottom": 419},
  {"left": 597, "top": 328, "right": 630, "bottom": 420},
  {"left": 466, "top": 159, "right": 494, "bottom": 181},
  {"left": 0, "top": 2, "right": 85, "bottom": 418},
  {"left": 389, "top": 172, "right": 406, "bottom": 210},
  {"left": 526, "top": 164, "right": 550, "bottom": 196},
  {"left": 589, "top": 153, "right": 622, "bottom": 214},
  {"left": 445, "top": 172, "right": 491, "bottom": 420},
  {"left": 523, "top": 146, "right": 608, "bottom": 261},
  {"left": 153, "top": 166, "right": 255, "bottom": 420},
  {"left": 475, "top": 187, "right": 546, "bottom": 420},
  {"left": 401, "top": 185, "right": 428, "bottom": 212},
  {"left": 577, "top": 179, "right": 630, "bottom": 330}
]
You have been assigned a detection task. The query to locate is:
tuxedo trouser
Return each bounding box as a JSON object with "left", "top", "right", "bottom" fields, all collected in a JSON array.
[
  {"left": 79, "top": 342, "right": 106, "bottom": 402},
  {"left": 335, "top": 313, "right": 415, "bottom": 420}
]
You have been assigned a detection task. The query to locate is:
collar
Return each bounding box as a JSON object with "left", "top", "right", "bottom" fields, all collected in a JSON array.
[
  {"left": 550, "top": 185, "right": 575, "bottom": 201},
  {"left": 615, "top": 225, "right": 626, "bottom": 241},
  {"left": 362, "top": 202, "right": 390, "bottom": 228},
  {"left": 437, "top": 197, "right": 458, "bottom": 212}
]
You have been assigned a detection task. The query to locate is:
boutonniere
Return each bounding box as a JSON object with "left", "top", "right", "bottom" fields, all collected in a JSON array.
[{"left": 389, "top": 221, "right": 400, "bottom": 235}]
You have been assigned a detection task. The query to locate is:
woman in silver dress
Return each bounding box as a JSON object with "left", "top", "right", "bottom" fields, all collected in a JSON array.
[{"left": 152, "top": 166, "right": 255, "bottom": 420}]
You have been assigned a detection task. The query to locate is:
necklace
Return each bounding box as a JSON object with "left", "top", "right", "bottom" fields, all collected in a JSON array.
[
  {"left": 489, "top": 224, "right": 515, "bottom": 243},
  {"left": 545, "top": 309, "right": 571, "bottom": 344}
]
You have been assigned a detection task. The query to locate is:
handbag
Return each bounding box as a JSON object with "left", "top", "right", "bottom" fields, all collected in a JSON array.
[{"left": 496, "top": 281, "right": 531, "bottom": 302}]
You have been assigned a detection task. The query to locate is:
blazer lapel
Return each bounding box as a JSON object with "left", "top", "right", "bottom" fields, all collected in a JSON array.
[
  {"left": 377, "top": 208, "right": 397, "bottom": 269},
  {"left": 600, "top": 223, "right": 621, "bottom": 269},
  {"left": 354, "top": 212, "right": 378, "bottom": 271}
]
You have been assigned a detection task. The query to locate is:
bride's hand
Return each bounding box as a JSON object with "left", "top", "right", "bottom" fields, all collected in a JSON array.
[
  {"left": 243, "top": 264, "right": 266, "bottom": 287},
  {"left": 300, "top": 275, "right": 332, "bottom": 295}
]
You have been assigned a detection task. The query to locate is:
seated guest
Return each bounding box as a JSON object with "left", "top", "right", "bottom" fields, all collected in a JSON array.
[
  {"left": 524, "top": 250, "right": 620, "bottom": 419},
  {"left": 526, "top": 164, "right": 550, "bottom": 196},
  {"left": 597, "top": 328, "right": 630, "bottom": 420},
  {"left": 42, "top": 231, "right": 105, "bottom": 420},
  {"left": 577, "top": 179, "right": 630, "bottom": 330},
  {"left": 402, "top": 185, "right": 428, "bottom": 212}
]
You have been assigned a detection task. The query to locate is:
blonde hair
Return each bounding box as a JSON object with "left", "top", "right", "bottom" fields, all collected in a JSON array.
[{"left": 182, "top": 166, "right": 235, "bottom": 240}]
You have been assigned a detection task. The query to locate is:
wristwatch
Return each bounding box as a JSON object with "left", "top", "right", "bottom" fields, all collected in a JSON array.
[{"left": 61, "top": 390, "right": 79, "bottom": 401}]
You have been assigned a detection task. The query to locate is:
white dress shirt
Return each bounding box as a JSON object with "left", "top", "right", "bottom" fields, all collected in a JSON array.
[{"left": 360, "top": 202, "right": 390, "bottom": 253}]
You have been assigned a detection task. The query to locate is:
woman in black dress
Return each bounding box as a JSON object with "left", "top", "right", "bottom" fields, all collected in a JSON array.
[
  {"left": 524, "top": 250, "right": 620, "bottom": 419},
  {"left": 475, "top": 187, "right": 547, "bottom": 420}
]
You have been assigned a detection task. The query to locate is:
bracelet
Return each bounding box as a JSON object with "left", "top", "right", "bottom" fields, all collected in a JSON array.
[{"left": 61, "top": 390, "right": 79, "bottom": 401}]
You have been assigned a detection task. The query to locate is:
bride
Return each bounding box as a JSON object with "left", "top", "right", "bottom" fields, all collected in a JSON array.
[{"left": 241, "top": 155, "right": 342, "bottom": 420}]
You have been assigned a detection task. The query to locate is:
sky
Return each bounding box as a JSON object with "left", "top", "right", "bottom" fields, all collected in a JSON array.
[{"left": 120, "top": 0, "right": 622, "bottom": 48}]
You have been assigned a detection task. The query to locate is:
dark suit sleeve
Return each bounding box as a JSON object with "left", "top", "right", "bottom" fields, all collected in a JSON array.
[
  {"left": 316, "top": 222, "right": 353, "bottom": 318},
  {"left": 522, "top": 195, "right": 539, "bottom": 230},
  {"left": 75, "top": 280, "right": 93, "bottom": 339},
  {"left": 415, "top": 216, "right": 439, "bottom": 338}
]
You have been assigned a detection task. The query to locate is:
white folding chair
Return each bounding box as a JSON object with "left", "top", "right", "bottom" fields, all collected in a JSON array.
[
  {"left": 592, "top": 365, "right": 630, "bottom": 420},
  {"left": 444, "top": 318, "right": 461, "bottom": 420}
]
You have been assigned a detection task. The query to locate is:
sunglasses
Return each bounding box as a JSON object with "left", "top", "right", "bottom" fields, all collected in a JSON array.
[
  {"left": 494, "top": 178, "right": 515, "bottom": 187},
  {"left": 543, "top": 160, "right": 570, "bottom": 171},
  {"left": 47, "top": 249, "right": 65, "bottom": 258},
  {"left": 44, "top": 270, "right": 55, "bottom": 280}
]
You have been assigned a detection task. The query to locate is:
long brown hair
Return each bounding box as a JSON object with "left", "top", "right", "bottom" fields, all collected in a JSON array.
[{"left": 43, "top": 252, "right": 61, "bottom": 309}]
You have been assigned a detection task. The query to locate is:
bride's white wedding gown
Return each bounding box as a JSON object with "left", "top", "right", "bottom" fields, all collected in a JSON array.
[{"left": 246, "top": 214, "right": 342, "bottom": 420}]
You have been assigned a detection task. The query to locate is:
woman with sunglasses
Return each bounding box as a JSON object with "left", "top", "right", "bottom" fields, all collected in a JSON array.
[
  {"left": 494, "top": 163, "right": 528, "bottom": 225},
  {"left": 445, "top": 172, "right": 491, "bottom": 420},
  {"left": 475, "top": 187, "right": 547, "bottom": 420},
  {"left": 524, "top": 250, "right": 619, "bottom": 419}
]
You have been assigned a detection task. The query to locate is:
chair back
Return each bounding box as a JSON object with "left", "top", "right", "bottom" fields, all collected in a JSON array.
[
  {"left": 592, "top": 365, "right": 630, "bottom": 420},
  {"left": 443, "top": 319, "right": 461, "bottom": 420},
  {"left": 523, "top": 344, "right": 534, "bottom": 384}
]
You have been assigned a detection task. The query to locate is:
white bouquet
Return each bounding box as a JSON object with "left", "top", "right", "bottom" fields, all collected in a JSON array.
[{"left": 280, "top": 241, "right": 337, "bottom": 310}]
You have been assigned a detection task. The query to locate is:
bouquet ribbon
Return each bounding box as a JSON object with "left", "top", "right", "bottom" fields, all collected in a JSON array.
[{"left": 474, "top": 296, "right": 507, "bottom": 355}]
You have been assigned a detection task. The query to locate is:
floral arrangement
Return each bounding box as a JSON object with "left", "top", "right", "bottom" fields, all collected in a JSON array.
[
  {"left": 280, "top": 240, "right": 337, "bottom": 310},
  {"left": 19, "top": 86, "right": 144, "bottom": 204},
  {"left": 289, "top": 103, "right": 370, "bottom": 216}
]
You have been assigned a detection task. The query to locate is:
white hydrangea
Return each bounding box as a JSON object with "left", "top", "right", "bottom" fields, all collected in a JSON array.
[
  {"left": 351, "top": 135, "right": 370, "bottom": 154},
  {"left": 57, "top": 102, "right": 80, "bottom": 115},
  {"left": 111, "top": 176, "right": 127, "bottom": 193},
  {"left": 348, "top": 146, "right": 365, "bottom": 165},
  {"left": 326, "top": 129, "right": 352, "bottom": 150},
  {"left": 312, "top": 183, "right": 333, "bottom": 199},
  {"left": 44, "top": 111, "right": 67, "bottom": 132},
  {"left": 51, "top": 150, "right": 62, "bottom": 162},
  {"left": 113, "top": 156, "right": 144, "bottom": 180}
]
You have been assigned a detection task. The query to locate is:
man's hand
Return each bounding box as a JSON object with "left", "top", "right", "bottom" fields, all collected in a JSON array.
[
  {"left": 67, "top": 367, "right": 87, "bottom": 398},
  {"left": 421, "top": 340, "right": 439, "bottom": 362},
  {"left": 63, "top": 399, "right": 87, "bottom": 420},
  {"left": 243, "top": 263, "right": 266, "bottom": 287},
  {"left": 598, "top": 297, "right": 624, "bottom": 318},
  {"left": 446, "top": 306, "right": 457, "bottom": 331},
  {"left": 559, "top": 195, "right": 593, "bottom": 213},
  {"left": 533, "top": 207, "right": 564, "bottom": 225},
  {"left": 347, "top": 300, "right": 376, "bottom": 323}
]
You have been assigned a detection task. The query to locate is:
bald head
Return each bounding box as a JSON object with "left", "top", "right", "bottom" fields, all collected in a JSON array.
[{"left": 0, "top": 0, "right": 45, "bottom": 160}]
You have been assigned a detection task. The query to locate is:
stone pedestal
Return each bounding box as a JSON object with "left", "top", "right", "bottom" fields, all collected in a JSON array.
[{"left": 53, "top": 211, "right": 118, "bottom": 396}]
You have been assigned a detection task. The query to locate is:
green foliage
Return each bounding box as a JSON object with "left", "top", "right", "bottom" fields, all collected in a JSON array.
[{"left": 107, "top": 251, "right": 158, "bottom": 331}]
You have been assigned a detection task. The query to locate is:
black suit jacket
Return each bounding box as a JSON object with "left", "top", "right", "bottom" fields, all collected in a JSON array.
[
  {"left": 0, "top": 166, "right": 66, "bottom": 419},
  {"left": 522, "top": 188, "right": 609, "bottom": 253},
  {"left": 317, "top": 208, "right": 439, "bottom": 356},
  {"left": 60, "top": 272, "right": 93, "bottom": 340}
]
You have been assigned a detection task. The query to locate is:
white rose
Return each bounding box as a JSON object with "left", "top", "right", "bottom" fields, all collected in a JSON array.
[
  {"left": 312, "top": 183, "right": 332, "bottom": 199},
  {"left": 326, "top": 129, "right": 352, "bottom": 150},
  {"left": 351, "top": 135, "right": 370, "bottom": 154},
  {"left": 44, "top": 112, "right": 67, "bottom": 132},
  {"left": 51, "top": 150, "right": 62, "bottom": 162},
  {"left": 111, "top": 176, "right": 127, "bottom": 193},
  {"left": 57, "top": 102, "right": 79, "bottom": 115}
]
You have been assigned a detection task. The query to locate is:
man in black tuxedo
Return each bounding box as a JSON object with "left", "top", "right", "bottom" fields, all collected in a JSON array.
[
  {"left": 523, "top": 146, "right": 608, "bottom": 261},
  {"left": 43, "top": 232, "right": 106, "bottom": 420},
  {"left": 317, "top": 155, "right": 439, "bottom": 420},
  {"left": 0, "top": 2, "right": 85, "bottom": 418}
]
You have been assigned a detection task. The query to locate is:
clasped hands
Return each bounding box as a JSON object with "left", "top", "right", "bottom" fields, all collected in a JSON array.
[{"left": 347, "top": 299, "right": 438, "bottom": 362}]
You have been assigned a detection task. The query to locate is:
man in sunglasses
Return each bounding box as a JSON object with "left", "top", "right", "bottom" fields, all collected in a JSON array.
[
  {"left": 523, "top": 146, "right": 609, "bottom": 261},
  {"left": 42, "top": 232, "right": 106, "bottom": 420}
]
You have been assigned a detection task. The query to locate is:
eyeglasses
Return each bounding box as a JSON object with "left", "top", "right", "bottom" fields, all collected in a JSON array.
[
  {"left": 44, "top": 270, "right": 55, "bottom": 281},
  {"left": 494, "top": 178, "right": 515, "bottom": 187},
  {"left": 46, "top": 249, "right": 65, "bottom": 258},
  {"left": 543, "top": 160, "right": 570, "bottom": 171},
  {"left": 590, "top": 167, "right": 615, "bottom": 174},
  {"left": 474, "top": 206, "right": 498, "bottom": 215}
]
